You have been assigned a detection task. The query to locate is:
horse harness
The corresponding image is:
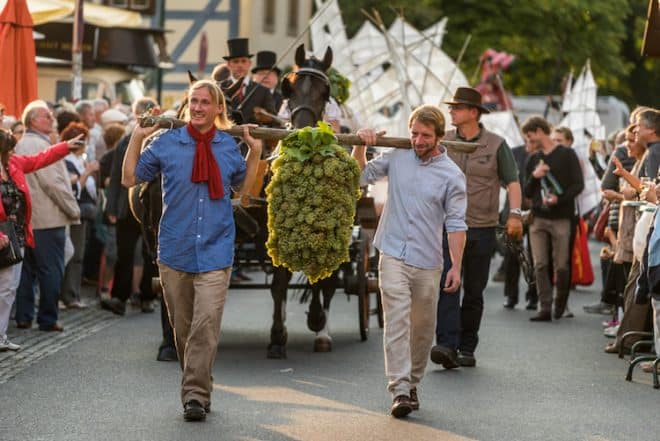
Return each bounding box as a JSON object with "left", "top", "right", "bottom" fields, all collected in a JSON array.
[{"left": 288, "top": 67, "right": 330, "bottom": 123}]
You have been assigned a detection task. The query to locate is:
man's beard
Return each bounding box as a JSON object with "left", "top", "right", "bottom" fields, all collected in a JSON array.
[{"left": 414, "top": 144, "right": 436, "bottom": 159}]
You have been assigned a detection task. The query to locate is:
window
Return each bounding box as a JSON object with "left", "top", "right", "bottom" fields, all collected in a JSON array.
[
  {"left": 263, "top": 0, "right": 276, "bottom": 34},
  {"left": 130, "top": 0, "right": 150, "bottom": 10},
  {"left": 103, "top": 0, "right": 155, "bottom": 13},
  {"left": 287, "top": 0, "right": 299, "bottom": 37},
  {"left": 55, "top": 81, "right": 99, "bottom": 102}
]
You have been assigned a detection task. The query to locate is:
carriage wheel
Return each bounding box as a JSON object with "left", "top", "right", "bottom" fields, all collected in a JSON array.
[{"left": 356, "top": 229, "right": 370, "bottom": 341}]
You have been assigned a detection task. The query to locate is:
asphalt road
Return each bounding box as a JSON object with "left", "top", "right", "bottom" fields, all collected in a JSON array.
[{"left": 1, "top": 253, "right": 659, "bottom": 441}]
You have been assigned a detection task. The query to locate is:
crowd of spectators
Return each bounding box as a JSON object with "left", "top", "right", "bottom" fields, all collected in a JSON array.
[
  {"left": 494, "top": 105, "right": 660, "bottom": 375},
  {"left": 0, "top": 97, "right": 162, "bottom": 352}
]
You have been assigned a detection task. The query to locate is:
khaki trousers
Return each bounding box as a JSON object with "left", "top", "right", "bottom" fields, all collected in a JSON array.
[
  {"left": 529, "top": 217, "right": 571, "bottom": 313},
  {"left": 159, "top": 263, "right": 231, "bottom": 407},
  {"left": 379, "top": 253, "right": 442, "bottom": 398}
]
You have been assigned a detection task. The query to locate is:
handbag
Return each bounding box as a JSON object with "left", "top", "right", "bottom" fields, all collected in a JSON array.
[
  {"left": 571, "top": 218, "right": 595, "bottom": 286},
  {"left": 593, "top": 201, "right": 610, "bottom": 242},
  {"left": 0, "top": 220, "right": 23, "bottom": 269}
]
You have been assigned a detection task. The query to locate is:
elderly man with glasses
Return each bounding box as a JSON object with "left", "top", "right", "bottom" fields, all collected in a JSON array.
[{"left": 14, "top": 100, "right": 80, "bottom": 332}]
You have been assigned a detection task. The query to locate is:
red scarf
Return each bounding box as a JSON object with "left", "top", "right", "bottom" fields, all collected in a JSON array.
[{"left": 187, "top": 122, "right": 224, "bottom": 200}]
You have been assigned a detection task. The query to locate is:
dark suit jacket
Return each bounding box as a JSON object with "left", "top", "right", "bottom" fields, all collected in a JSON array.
[
  {"left": 105, "top": 135, "right": 131, "bottom": 220},
  {"left": 222, "top": 79, "right": 275, "bottom": 125},
  {"left": 272, "top": 90, "right": 283, "bottom": 114}
]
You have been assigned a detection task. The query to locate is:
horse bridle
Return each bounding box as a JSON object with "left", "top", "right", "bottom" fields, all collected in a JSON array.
[{"left": 288, "top": 67, "right": 330, "bottom": 123}]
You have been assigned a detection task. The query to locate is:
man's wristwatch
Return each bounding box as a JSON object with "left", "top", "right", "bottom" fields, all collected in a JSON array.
[{"left": 509, "top": 208, "right": 522, "bottom": 216}]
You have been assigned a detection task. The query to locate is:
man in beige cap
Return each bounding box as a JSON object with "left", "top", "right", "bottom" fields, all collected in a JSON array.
[{"left": 101, "top": 108, "right": 128, "bottom": 127}]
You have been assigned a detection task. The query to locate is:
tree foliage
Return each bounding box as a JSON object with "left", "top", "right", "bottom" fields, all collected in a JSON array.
[{"left": 338, "top": 0, "right": 657, "bottom": 107}]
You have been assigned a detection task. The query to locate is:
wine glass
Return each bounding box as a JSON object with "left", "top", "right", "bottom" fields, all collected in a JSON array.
[{"left": 640, "top": 176, "right": 653, "bottom": 201}]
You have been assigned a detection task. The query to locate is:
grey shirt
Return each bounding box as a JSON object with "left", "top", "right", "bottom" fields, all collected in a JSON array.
[
  {"left": 360, "top": 148, "right": 467, "bottom": 270},
  {"left": 645, "top": 141, "right": 660, "bottom": 180}
]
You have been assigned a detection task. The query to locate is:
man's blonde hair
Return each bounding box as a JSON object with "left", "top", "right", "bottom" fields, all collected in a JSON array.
[
  {"left": 187, "top": 80, "right": 233, "bottom": 130},
  {"left": 408, "top": 105, "right": 445, "bottom": 138}
]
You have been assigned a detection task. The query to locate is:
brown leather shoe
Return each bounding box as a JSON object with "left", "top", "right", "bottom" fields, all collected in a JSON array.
[
  {"left": 410, "top": 388, "right": 419, "bottom": 411},
  {"left": 16, "top": 321, "right": 32, "bottom": 329},
  {"left": 390, "top": 395, "right": 412, "bottom": 418},
  {"left": 39, "top": 323, "right": 64, "bottom": 332},
  {"left": 430, "top": 345, "right": 459, "bottom": 369},
  {"left": 529, "top": 311, "right": 552, "bottom": 322}
]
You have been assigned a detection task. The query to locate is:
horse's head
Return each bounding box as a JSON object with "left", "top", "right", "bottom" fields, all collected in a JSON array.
[{"left": 281, "top": 44, "right": 332, "bottom": 128}]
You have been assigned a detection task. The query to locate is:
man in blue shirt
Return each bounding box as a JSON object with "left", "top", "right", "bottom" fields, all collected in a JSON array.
[
  {"left": 122, "top": 80, "right": 262, "bottom": 422},
  {"left": 353, "top": 105, "right": 467, "bottom": 418}
]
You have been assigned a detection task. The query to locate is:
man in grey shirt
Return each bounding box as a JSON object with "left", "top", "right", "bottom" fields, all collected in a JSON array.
[{"left": 352, "top": 105, "right": 467, "bottom": 418}]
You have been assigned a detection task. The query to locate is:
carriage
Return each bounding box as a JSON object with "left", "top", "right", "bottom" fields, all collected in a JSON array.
[{"left": 230, "top": 177, "right": 384, "bottom": 342}]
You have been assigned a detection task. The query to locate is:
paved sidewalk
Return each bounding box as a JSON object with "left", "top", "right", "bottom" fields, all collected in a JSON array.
[{"left": 1, "top": 289, "right": 119, "bottom": 384}]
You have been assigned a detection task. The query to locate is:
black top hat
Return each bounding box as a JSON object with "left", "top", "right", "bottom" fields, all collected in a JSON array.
[
  {"left": 223, "top": 38, "right": 254, "bottom": 60},
  {"left": 251, "top": 51, "right": 281, "bottom": 75},
  {"left": 444, "top": 87, "right": 490, "bottom": 114}
]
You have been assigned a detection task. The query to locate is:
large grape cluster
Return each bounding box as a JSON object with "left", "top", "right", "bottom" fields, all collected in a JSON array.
[{"left": 265, "top": 122, "right": 361, "bottom": 283}]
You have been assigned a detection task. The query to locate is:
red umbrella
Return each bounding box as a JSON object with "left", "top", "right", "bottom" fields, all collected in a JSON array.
[{"left": 0, "top": 0, "right": 38, "bottom": 118}]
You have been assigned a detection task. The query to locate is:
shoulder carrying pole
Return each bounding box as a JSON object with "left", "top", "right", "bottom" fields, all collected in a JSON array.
[
  {"left": 140, "top": 117, "right": 479, "bottom": 153},
  {"left": 223, "top": 126, "right": 479, "bottom": 153}
]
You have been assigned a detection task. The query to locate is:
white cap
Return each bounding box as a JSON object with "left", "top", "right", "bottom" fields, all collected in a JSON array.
[{"left": 101, "top": 109, "right": 128, "bottom": 126}]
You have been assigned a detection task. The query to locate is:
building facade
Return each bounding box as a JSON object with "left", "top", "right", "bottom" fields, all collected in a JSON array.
[
  {"left": 156, "top": 0, "right": 313, "bottom": 109},
  {"left": 32, "top": 0, "right": 312, "bottom": 109}
]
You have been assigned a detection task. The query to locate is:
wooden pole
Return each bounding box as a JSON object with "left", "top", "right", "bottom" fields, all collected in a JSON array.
[
  {"left": 71, "top": 0, "right": 84, "bottom": 101},
  {"left": 141, "top": 117, "right": 479, "bottom": 152},
  {"left": 223, "top": 126, "right": 479, "bottom": 153}
]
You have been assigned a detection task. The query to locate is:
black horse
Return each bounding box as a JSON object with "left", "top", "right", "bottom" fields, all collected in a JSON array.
[{"left": 267, "top": 44, "right": 335, "bottom": 359}]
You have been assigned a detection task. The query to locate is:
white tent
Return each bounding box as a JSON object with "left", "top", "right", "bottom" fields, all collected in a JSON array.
[
  {"left": 310, "top": 1, "right": 468, "bottom": 136},
  {"left": 481, "top": 110, "right": 525, "bottom": 148},
  {"left": 310, "top": 0, "right": 350, "bottom": 69},
  {"left": 559, "top": 61, "right": 604, "bottom": 215},
  {"left": 560, "top": 70, "right": 573, "bottom": 113}
]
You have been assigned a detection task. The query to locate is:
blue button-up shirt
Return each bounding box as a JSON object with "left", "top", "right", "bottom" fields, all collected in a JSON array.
[
  {"left": 135, "top": 127, "right": 246, "bottom": 273},
  {"left": 360, "top": 148, "right": 467, "bottom": 270}
]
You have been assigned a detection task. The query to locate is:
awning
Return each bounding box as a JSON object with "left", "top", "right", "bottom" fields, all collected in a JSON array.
[
  {"left": 642, "top": 0, "right": 660, "bottom": 57},
  {"left": 35, "top": 21, "right": 170, "bottom": 69},
  {"left": 0, "top": 0, "right": 142, "bottom": 28}
]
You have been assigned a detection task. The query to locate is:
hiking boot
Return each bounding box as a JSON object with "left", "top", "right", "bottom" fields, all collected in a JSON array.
[
  {"left": 430, "top": 345, "right": 459, "bottom": 369},
  {"left": 390, "top": 395, "right": 412, "bottom": 418},
  {"left": 457, "top": 351, "right": 476, "bottom": 367}
]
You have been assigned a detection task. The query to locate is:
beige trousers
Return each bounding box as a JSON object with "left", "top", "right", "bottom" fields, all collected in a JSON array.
[
  {"left": 379, "top": 253, "right": 442, "bottom": 398},
  {"left": 159, "top": 263, "right": 231, "bottom": 408},
  {"left": 529, "top": 217, "right": 571, "bottom": 313}
]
